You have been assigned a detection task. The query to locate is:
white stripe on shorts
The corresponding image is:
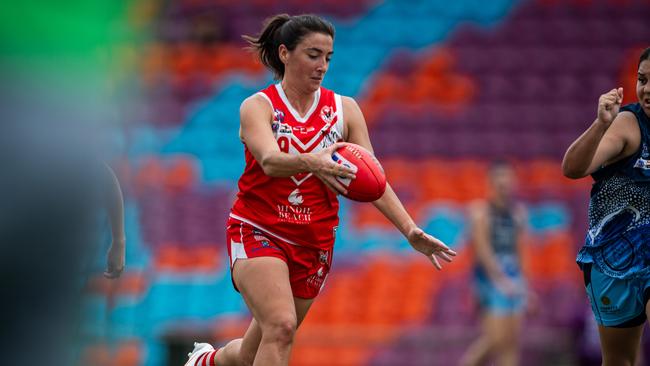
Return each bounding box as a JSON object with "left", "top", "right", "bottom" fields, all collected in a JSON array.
[{"left": 230, "top": 223, "right": 248, "bottom": 267}]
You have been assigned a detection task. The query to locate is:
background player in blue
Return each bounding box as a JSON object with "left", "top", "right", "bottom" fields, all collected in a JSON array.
[
  {"left": 562, "top": 47, "right": 650, "bottom": 366},
  {"left": 461, "top": 160, "right": 530, "bottom": 366}
]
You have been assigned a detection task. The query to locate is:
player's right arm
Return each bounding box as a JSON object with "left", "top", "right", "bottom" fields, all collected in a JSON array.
[
  {"left": 239, "top": 95, "right": 354, "bottom": 192},
  {"left": 470, "top": 201, "right": 517, "bottom": 295},
  {"left": 562, "top": 88, "right": 640, "bottom": 178}
]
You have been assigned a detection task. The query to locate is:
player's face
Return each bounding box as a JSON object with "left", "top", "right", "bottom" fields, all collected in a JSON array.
[
  {"left": 490, "top": 166, "right": 516, "bottom": 199},
  {"left": 637, "top": 60, "right": 650, "bottom": 116},
  {"left": 284, "top": 32, "right": 333, "bottom": 92}
]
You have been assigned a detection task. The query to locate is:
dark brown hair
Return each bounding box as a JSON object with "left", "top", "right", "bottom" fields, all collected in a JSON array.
[
  {"left": 243, "top": 14, "right": 335, "bottom": 80},
  {"left": 639, "top": 47, "right": 650, "bottom": 68}
]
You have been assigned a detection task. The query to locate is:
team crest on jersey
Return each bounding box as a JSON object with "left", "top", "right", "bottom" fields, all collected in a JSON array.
[
  {"left": 320, "top": 105, "right": 333, "bottom": 123},
  {"left": 319, "top": 250, "right": 328, "bottom": 264},
  {"left": 273, "top": 108, "right": 285, "bottom": 123},
  {"left": 288, "top": 188, "right": 304, "bottom": 206}
]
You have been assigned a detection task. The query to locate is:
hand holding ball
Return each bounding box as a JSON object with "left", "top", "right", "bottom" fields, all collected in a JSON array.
[{"left": 332, "top": 143, "right": 386, "bottom": 202}]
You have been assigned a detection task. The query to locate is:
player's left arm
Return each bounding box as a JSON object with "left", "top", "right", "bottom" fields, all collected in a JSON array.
[
  {"left": 514, "top": 203, "right": 528, "bottom": 277},
  {"left": 514, "top": 203, "right": 538, "bottom": 310},
  {"left": 103, "top": 163, "right": 126, "bottom": 279},
  {"left": 342, "top": 96, "right": 456, "bottom": 269}
]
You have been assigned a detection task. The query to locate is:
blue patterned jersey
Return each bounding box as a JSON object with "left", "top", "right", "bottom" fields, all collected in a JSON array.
[{"left": 577, "top": 103, "right": 650, "bottom": 279}]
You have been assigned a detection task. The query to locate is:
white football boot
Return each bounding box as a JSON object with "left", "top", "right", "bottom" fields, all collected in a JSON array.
[{"left": 184, "top": 342, "right": 215, "bottom": 366}]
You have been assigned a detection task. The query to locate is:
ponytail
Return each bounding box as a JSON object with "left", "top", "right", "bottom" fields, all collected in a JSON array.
[{"left": 243, "top": 14, "right": 335, "bottom": 80}]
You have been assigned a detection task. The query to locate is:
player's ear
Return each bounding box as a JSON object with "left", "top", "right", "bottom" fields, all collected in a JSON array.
[{"left": 279, "top": 44, "right": 289, "bottom": 64}]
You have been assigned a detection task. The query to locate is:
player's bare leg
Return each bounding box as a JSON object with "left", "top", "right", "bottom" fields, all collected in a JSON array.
[
  {"left": 191, "top": 257, "right": 307, "bottom": 366},
  {"left": 494, "top": 313, "right": 522, "bottom": 366},
  {"left": 461, "top": 312, "right": 520, "bottom": 366},
  {"left": 597, "top": 324, "right": 643, "bottom": 366},
  {"left": 215, "top": 295, "right": 314, "bottom": 366}
]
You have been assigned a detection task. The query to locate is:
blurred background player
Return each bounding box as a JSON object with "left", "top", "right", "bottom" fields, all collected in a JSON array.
[
  {"left": 0, "top": 132, "right": 127, "bottom": 366},
  {"left": 562, "top": 47, "right": 650, "bottom": 366},
  {"left": 460, "top": 160, "right": 531, "bottom": 366},
  {"left": 184, "top": 13, "right": 456, "bottom": 366}
]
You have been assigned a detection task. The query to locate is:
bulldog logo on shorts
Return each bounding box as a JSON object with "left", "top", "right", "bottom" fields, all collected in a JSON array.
[{"left": 319, "top": 250, "right": 328, "bottom": 265}]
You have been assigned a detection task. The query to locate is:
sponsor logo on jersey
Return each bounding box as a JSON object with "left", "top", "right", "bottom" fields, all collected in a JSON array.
[
  {"left": 278, "top": 187, "right": 311, "bottom": 224},
  {"left": 278, "top": 123, "right": 292, "bottom": 134},
  {"left": 277, "top": 204, "right": 312, "bottom": 224},
  {"left": 634, "top": 157, "right": 650, "bottom": 170},
  {"left": 293, "top": 126, "right": 316, "bottom": 134},
  {"left": 636, "top": 143, "right": 649, "bottom": 165},
  {"left": 288, "top": 189, "right": 304, "bottom": 206},
  {"left": 320, "top": 105, "right": 333, "bottom": 123}
]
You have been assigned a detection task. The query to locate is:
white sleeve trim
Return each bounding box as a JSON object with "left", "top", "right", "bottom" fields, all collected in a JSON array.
[
  {"left": 256, "top": 92, "right": 273, "bottom": 108},
  {"left": 334, "top": 93, "right": 344, "bottom": 139}
]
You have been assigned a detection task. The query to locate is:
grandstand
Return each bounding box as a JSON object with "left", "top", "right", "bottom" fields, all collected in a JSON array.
[{"left": 80, "top": 0, "right": 650, "bottom": 365}]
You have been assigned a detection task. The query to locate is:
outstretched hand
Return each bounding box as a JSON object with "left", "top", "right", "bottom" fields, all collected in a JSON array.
[
  {"left": 104, "top": 237, "right": 125, "bottom": 279},
  {"left": 407, "top": 227, "right": 457, "bottom": 270}
]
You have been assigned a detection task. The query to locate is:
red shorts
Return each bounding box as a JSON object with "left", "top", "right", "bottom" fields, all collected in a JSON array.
[{"left": 226, "top": 217, "right": 333, "bottom": 299}]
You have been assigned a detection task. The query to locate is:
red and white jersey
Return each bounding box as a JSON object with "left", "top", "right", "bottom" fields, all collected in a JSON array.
[{"left": 230, "top": 83, "right": 345, "bottom": 249}]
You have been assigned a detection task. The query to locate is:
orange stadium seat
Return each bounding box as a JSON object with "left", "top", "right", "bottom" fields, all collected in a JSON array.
[
  {"left": 80, "top": 343, "right": 111, "bottom": 366},
  {"left": 368, "top": 74, "right": 407, "bottom": 104},
  {"left": 541, "top": 231, "right": 579, "bottom": 278},
  {"left": 140, "top": 43, "right": 168, "bottom": 88},
  {"left": 164, "top": 156, "right": 197, "bottom": 190},
  {"left": 421, "top": 161, "right": 459, "bottom": 201},
  {"left": 192, "top": 245, "right": 222, "bottom": 271},
  {"left": 204, "top": 45, "right": 231, "bottom": 78},
  {"left": 113, "top": 340, "right": 142, "bottom": 366},
  {"left": 114, "top": 271, "right": 148, "bottom": 297},
  {"left": 155, "top": 244, "right": 220, "bottom": 272},
  {"left": 135, "top": 157, "right": 166, "bottom": 191},
  {"left": 170, "top": 42, "right": 201, "bottom": 80}
]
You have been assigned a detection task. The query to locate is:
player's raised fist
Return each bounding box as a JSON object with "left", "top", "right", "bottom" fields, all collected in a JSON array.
[{"left": 597, "top": 87, "right": 623, "bottom": 127}]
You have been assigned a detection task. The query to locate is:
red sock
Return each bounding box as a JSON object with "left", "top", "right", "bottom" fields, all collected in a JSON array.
[{"left": 194, "top": 350, "right": 217, "bottom": 366}]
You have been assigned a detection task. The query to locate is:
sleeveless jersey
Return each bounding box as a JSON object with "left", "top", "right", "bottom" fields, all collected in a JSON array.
[
  {"left": 230, "top": 83, "right": 345, "bottom": 249},
  {"left": 489, "top": 204, "right": 519, "bottom": 257},
  {"left": 577, "top": 103, "right": 650, "bottom": 279},
  {"left": 476, "top": 203, "right": 521, "bottom": 278}
]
